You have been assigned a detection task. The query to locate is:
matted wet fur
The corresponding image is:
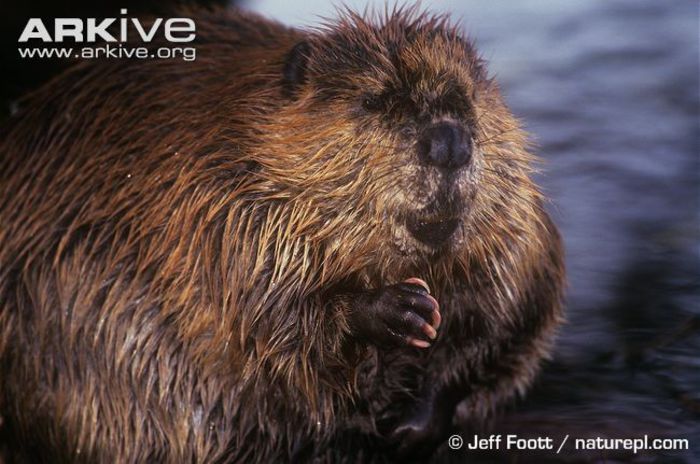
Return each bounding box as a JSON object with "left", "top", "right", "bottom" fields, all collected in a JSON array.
[{"left": 0, "top": 5, "right": 564, "bottom": 463}]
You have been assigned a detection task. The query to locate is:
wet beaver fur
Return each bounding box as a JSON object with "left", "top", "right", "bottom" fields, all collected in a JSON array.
[{"left": 0, "top": 6, "right": 565, "bottom": 463}]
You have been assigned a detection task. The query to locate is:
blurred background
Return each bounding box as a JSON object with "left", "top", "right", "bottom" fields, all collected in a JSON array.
[{"left": 2, "top": 0, "right": 698, "bottom": 461}]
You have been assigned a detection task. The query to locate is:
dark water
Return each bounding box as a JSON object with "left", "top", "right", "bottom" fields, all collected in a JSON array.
[
  {"left": 469, "top": 2, "right": 700, "bottom": 461},
  {"left": 491, "top": 2, "right": 700, "bottom": 462},
  {"left": 247, "top": 0, "right": 700, "bottom": 461}
]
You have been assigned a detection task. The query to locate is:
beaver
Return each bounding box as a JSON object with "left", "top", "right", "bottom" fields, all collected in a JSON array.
[{"left": 0, "top": 5, "right": 565, "bottom": 463}]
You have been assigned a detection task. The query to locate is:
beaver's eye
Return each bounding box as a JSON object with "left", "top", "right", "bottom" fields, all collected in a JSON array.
[{"left": 362, "top": 94, "right": 383, "bottom": 112}]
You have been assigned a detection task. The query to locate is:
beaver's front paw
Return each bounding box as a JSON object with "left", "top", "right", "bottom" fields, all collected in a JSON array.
[{"left": 349, "top": 278, "right": 441, "bottom": 349}]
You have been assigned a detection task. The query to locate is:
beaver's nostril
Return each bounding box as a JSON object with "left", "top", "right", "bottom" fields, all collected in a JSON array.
[{"left": 417, "top": 122, "right": 472, "bottom": 170}]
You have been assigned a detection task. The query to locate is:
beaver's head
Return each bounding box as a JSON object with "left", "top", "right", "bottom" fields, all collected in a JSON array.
[{"left": 276, "top": 8, "right": 533, "bottom": 264}]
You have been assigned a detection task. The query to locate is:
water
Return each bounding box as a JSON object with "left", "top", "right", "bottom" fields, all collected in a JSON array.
[{"left": 245, "top": 0, "right": 700, "bottom": 461}]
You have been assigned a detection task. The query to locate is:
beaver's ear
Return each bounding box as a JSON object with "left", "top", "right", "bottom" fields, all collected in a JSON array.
[{"left": 282, "top": 41, "right": 311, "bottom": 98}]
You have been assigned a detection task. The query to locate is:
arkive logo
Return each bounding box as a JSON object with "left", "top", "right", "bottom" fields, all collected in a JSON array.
[
  {"left": 17, "top": 9, "right": 197, "bottom": 62},
  {"left": 18, "top": 9, "right": 196, "bottom": 43}
]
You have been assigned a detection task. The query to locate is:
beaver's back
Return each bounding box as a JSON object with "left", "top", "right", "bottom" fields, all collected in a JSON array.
[
  {"left": 0, "top": 10, "right": 306, "bottom": 461},
  {"left": 0, "top": 7, "right": 299, "bottom": 282}
]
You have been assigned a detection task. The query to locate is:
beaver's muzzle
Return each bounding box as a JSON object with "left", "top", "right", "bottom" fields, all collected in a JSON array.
[
  {"left": 406, "top": 217, "right": 460, "bottom": 245},
  {"left": 416, "top": 121, "right": 473, "bottom": 171}
]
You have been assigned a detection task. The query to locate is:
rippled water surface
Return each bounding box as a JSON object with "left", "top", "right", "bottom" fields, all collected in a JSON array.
[{"left": 246, "top": 0, "right": 699, "bottom": 460}]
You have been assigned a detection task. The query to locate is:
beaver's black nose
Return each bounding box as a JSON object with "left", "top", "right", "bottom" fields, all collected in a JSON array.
[{"left": 417, "top": 122, "right": 472, "bottom": 170}]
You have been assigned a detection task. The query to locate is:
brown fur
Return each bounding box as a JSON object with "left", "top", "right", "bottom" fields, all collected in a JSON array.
[{"left": 0, "top": 6, "right": 564, "bottom": 463}]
